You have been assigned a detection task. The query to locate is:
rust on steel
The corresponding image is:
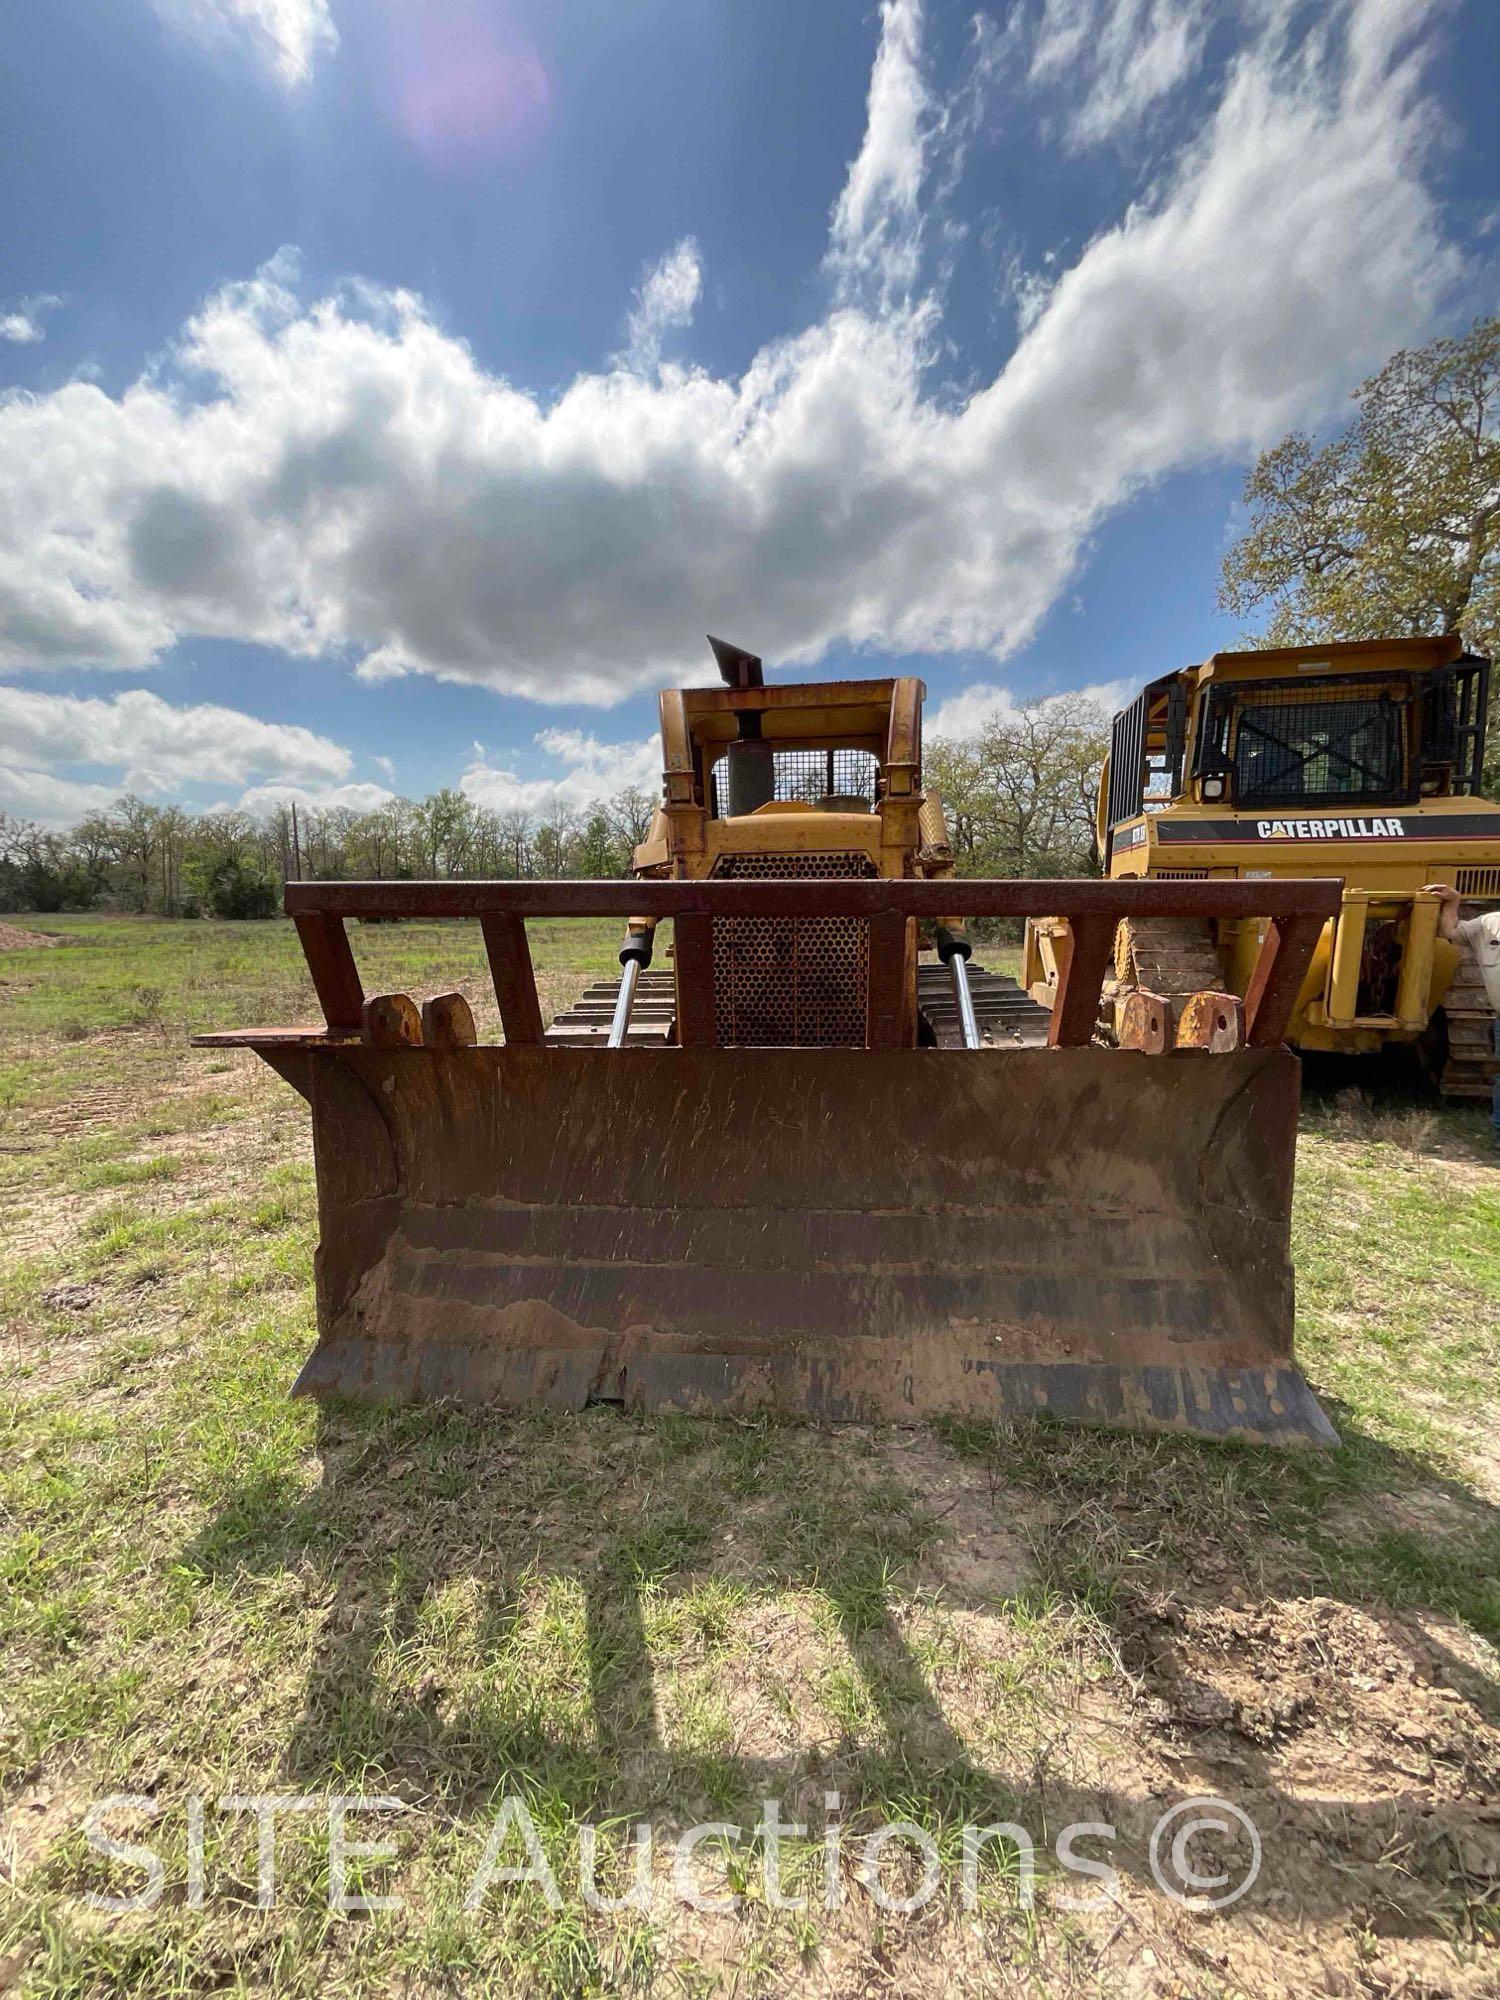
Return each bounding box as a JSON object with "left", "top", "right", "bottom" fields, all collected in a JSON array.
[
  {"left": 196, "top": 872, "right": 1343, "bottom": 1448},
  {"left": 292, "top": 912, "right": 364, "bottom": 1031},
  {"left": 671, "top": 913, "right": 716, "bottom": 1047},
  {"left": 1118, "top": 989, "right": 1172, "bottom": 1055},
  {"left": 1244, "top": 911, "right": 1328, "bottom": 1048},
  {"left": 285, "top": 876, "right": 1342, "bottom": 922},
  {"left": 479, "top": 913, "right": 544, "bottom": 1045},
  {"left": 362, "top": 992, "right": 422, "bottom": 1048},
  {"left": 280, "top": 878, "right": 1338, "bottom": 1063},
  {"left": 1047, "top": 912, "right": 1117, "bottom": 1048},
  {"left": 421, "top": 991, "right": 477, "bottom": 1048},
  {"left": 1177, "top": 991, "right": 1245, "bottom": 1052},
  {"left": 865, "top": 912, "right": 909, "bottom": 1050},
  {"left": 209, "top": 1038, "right": 1334, "bottom": 1447}
]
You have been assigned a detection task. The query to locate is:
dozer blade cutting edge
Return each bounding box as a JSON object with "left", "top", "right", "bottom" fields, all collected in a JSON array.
[{"left": 199, "top": 872, "right": 1344, "bottom": 1450}]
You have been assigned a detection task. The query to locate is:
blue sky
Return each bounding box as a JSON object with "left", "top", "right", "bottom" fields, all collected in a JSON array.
[{"left": 2, "top": 0, "right": 1497, "bottom": 825}]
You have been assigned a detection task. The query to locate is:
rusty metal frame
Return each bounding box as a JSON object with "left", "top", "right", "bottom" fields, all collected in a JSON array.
[
  {"left": 281, "top": 877, "right": 1340, "bottom": 922},
  {"left": 251, "top": 878, "right": 1342, "bottom": 1054},
  {"left": 198, "top": 875, "right": 1343, "bottom": 1444}
]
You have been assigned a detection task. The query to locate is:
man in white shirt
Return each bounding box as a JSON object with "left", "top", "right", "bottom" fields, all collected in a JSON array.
[{"left": 1425, "top": 884, "right": 1500, "bottom": 1148}]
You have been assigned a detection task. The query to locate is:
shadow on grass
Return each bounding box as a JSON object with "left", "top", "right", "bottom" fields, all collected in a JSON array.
[
  {"left": 183, "top": 1393, "right": 1500, "bottom": 1940},
  {"left": 1299, "top": 1046, "right": 1497, "bottom": 1140}
]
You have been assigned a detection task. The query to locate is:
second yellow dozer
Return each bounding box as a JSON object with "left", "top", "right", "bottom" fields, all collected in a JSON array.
[
  {"left": 1024, "top": 636, "right": 1498, "bottom": 1095},
  {"left": 198, "top": 639, "right": 1341, "bottom": 1446}
]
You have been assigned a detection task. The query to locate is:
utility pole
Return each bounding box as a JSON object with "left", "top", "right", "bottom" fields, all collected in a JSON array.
[{"left": 291, "top": 800, "right": 302, "bottom": 881}]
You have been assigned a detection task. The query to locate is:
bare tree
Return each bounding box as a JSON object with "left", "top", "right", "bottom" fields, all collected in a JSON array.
[
  {"left": 927, "top": 695, "right": 1108, "bottom": 879},
  {"left": 606, "top": 784, "right": 658, "bottom": 853},
  {"left": 496, "top": 809, "right": 533, "bottom": 877},
  {"left": 532, "top": 800, "right": 580, "bottom": 877}
]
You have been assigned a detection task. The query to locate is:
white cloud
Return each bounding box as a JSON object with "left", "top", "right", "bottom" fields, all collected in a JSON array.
[
  {"left": 0, "top": 686, "right": 354, "bottom": 825},
  {"left": 1029, "top": 0, "right": 1208, "bottom": 149},
  {"left": 237, "top": 778, "right": 395, "bottom": 814},
  {"left": 461, "top": 730, "right": 659, "bottom": 815},
  {"left": 0, "top": 767, "right": 126, "bottom": 824},
  {"left": 621, "top": 239, "right": 703, "bottom": 371},
  {"left": 926, "top": 677, "right": 1135, "bottom": 737},
  {"left": 0, "top": 0, "right": 1459, "bottom": 707},
  {"left": 149, "top": 0, "right": 338, "bottom": 87},
  {"left": 372, "top": 752, "right": 396, "bottom": 781},
  {"left": 352, "top": 644, "right": 413, "bottom": 684},
  {"left": 1004, "top": 259, "right": 1056, "bottom": 335},
  {"left": 826, "top": 0, "right": 933, "bottom": 305},
  {"left": 1, "top": 295, "right": 62, "bottom": 346}
]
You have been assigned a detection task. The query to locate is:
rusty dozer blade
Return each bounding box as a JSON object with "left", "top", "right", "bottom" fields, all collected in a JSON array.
[
  {"left": 258, "top": 1039, "right": 1332, "bottom": 1447},
  {"left": 201, "top": 874, "right": 1345, "bottom": 1449}
]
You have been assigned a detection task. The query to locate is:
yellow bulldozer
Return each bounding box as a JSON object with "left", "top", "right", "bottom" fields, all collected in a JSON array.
[
  {"left": 544, "top": 638, "right": 1049, "bottom": 1052},
  {"left": 1024, "top": 635, "right": 1499, "bottom": 1096},
  {"left": 199, "top": 638, "right": 1343, "bottom": 1446}
]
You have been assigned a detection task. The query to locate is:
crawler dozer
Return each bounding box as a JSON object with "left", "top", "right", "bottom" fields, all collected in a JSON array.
[
  {"left": 546, "top": 638, "right": 1052, "bottom": 1052},
  {"left": 1025, "top": 636, "right": 1498, "bottom": 1096},
  {"left": 199, "top": 640, "right": 1342, "bottom": 1446}
]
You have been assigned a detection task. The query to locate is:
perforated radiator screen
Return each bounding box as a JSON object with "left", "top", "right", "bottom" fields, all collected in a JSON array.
[{"left": 709, "top": 851, "right": 877, "bottom": 1046}]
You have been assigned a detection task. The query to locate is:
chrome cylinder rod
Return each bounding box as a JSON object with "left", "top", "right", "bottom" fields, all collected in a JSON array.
[
  {"left": 607, "top": 956, "right": 641, "bottom": 1048},
  {"left": 950, "top": 951, "right": 982, "bottom": 1049}
]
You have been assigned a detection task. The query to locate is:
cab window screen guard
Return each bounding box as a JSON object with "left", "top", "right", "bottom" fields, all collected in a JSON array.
[
  {"left": 1420, "top": 653, "right": 1490, "bottom": 794},
  {"left": 1195, "top": 676, "right": 1412, "bottom": 811},
  {"left": 1106, "top": 690, "right": 1148, "bottom": 829},
  {"left": 1106, "top": 675, "right": 1185, "bottom": 831},
  {"left": 709, "top": 746, "right": 879, "bottom": 816}
]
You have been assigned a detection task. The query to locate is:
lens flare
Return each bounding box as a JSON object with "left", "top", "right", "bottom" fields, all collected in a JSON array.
[{"left": 387, "top": 1, "right": 550, "bottom": 164}]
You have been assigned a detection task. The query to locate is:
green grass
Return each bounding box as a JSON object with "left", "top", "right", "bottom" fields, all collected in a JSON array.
[
  {"left": 0, "top": 911, "right": 632, "bottom": 1042},
  {"left": 0, "top": 913, "right": 1496, "bottom": 1998},
  {"left": 1292, "top": 1103, "right": 1500, "bottom": 1470},
  {"left": 72, "top": 1155, "right": 179, "bottom": 1191}
]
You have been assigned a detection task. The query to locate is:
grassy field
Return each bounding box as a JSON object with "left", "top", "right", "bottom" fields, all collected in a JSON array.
[{"left": 1, "top": 913, "right": 1497, "bottom": 2000}]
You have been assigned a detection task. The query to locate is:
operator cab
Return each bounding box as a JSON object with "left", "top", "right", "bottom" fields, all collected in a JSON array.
[
  {"left": 1102, "top": 635, "right": 1490, "bottom": 865},
  {"left": 703, "top": 636, "right": 881, "bottom": 818}
]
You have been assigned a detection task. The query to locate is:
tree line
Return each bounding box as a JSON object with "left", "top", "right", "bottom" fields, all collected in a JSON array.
[
  {"left": 0, "top": 700, "right": 1113, "bottom": 920},
  {"left": 0, "top": 786, "right": 661, "bottom": 919}
]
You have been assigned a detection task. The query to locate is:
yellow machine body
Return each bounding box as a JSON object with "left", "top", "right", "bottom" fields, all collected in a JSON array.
[
  {"left": 623, "top": 666, "right": 959, "bottom": 1050},
  {"left": 200, "top": 641, "right": 1346, "bottom": 1446},
  {"left": 1024, "top": 636, "right": 1499, "bottom": 1092}
]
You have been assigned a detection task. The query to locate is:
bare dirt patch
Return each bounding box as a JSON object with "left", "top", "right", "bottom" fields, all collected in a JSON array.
[
  {"left": 1122, "top": 1591, "right": 1498, "bottom": 1787},
  {"left": 886, "top": 1431, "right": 1038, "bottom": 1603},
  {"left": 1325, "top": 1486, "right": 1495, "bottom": 1547}
]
